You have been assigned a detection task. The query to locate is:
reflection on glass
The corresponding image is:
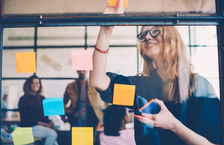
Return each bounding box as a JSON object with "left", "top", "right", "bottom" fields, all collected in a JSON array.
[
  {"left": 36, "top": 48, "right": 82, "bottom": 78},
  {"left": 37, "top": 27, "right": 85, "bottom": 46},
  {"left": 3, "top": 28, "right": 34, "bottom": 46}
]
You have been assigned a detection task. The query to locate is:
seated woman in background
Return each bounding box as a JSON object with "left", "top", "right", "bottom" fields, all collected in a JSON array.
[
  {"left": 18, "top": 75, "right": 58, "bottom": 145},
  {"left": 100, "top": 105, "right": 136, "bottom": 145}
]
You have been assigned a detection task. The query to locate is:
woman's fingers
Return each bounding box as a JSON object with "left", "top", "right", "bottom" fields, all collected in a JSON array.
[
  {"left": 136, "top": 116, "right": 154, "bottom": 126},
  {"left": 142, "top": 113, "right": 155, "bottom": 120},
  {"left": 116, "top": 0, "right": 125, "bottom": 14},
  {"left": 118, "top": 0, "right": 124, "bottom": 7},
  {"left": 103, "top": 0, "right": 125, "bottom": 14},
  {"left": 155, "top": 98, "right": 166, "bottom": 109}
]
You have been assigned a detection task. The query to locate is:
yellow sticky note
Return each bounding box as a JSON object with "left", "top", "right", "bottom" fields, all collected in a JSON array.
[
  {"left": 108, "top": 0, "right": 128, "bottom": 8},
  {"left": 12, "top": 127, "right": 34, "bottom": 145},
  {"left": 16, "top": 52, "right": 36, "bottom": 73},
  {"left": 72, "top": 127, "right": 93, "bottom": 145},
  {"left": 113, "top": 84, "right": 135, "bottom": 106}
]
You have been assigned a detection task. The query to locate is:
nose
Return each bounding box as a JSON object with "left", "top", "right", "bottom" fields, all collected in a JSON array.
[{"left": 145, "top": 32, "right": 153, "bottom": 40}]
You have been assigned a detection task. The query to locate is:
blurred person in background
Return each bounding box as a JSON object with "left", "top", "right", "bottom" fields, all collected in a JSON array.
[
  {"left": 100, "top": 105, "right": 136, "bottom": 145},
  {"left": 19, "top": 75, "right": 58, "bottom": 145},
  {"left": 62, "top": 70, "right": 106, "bottom": 130}
]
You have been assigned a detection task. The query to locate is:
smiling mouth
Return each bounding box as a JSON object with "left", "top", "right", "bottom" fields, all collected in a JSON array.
[{"left": 147, "top": 43, "right": 157, "bottom": 47}]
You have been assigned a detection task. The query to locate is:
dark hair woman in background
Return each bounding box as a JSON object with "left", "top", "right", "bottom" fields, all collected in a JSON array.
[
  {"left": 100, "top": 105, "right": 136, "bottom": 145},
  {"left": 18, "top": 75, "right": 58, "bottom": 145}
]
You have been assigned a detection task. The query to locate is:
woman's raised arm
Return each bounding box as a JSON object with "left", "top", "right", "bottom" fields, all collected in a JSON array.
[{"left": 89, "top": 0, "right": 124, "bottom": 91}]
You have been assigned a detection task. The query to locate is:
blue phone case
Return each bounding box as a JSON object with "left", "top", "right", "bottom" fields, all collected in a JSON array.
[{"left": 140, "top": 100, "right": 161, "bottom": 114}]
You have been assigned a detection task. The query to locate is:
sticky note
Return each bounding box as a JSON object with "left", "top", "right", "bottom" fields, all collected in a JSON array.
[
  {"left": 113, "top": 84, "right": 135, "bottom": 106},
  {"left": 43, "top": 98, "right": 65, "bottom": 116},
  {"left": 16, "top": 52, "right": 36, "bottom": 73},
  {"left": 139, "top": 99, "right": 161, "bottom": 114},
  {"left": 72, "top": 50, "right": 93, "bottom": 70},
  {"left": 108, "top": 0, "right": 128, "bottom": 8},
  {"left": 12, "top": 127, "right": 34, "bottom": 145},
  {"left": 72, "top": 127, "right": 93, "bottom": 145}
]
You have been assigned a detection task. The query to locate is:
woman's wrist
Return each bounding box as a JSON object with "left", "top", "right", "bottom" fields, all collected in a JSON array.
[
  {"left": 95, "top": 27, "right": 113, "bottom": 51},
  {"left": 170, "top": 118, "right": 182, "bottom": 133},
  {"left": 94, "top": 45, "right": 109, "bottom": 54}
]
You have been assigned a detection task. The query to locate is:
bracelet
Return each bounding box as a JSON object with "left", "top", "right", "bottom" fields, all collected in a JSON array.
[{"left": 94, "top": 45, "right": 109, "bottom": 54}]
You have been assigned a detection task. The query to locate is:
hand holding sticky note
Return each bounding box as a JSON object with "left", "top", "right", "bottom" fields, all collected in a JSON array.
[
  {"left": 113, "top": 84, "right": 135, "bottom": 106},
  {"left": 108, "top": 0, "right": 128, "bottom": 8},
  {"left": 16, "top": 52, "right": 36, "bottom": 73},
  {"left": 72, "top": 127, "right": 93, "bottom": 145},
  {"left": 12, "top": 127, "right": 34, "bottom": 145},
  {"left": 72, "top": 50, "right": 93, "bottom": 70},
  {"left": 43, "top": 98, "right": 65, "bottom": 116},
  {"left": 139, "top": 99, "right": 161, "bottom": 114}
]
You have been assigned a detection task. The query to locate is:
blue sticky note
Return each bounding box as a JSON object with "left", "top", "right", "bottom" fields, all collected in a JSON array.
[
  {"left": 139, "top": 99, "right": 161, "bottom": 114},
  {"left": 43, "top": 98, "right": 65, "bottom": 116}
]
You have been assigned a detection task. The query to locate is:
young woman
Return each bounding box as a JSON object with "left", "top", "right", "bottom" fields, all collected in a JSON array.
[
  {"left": 18, "top": 75, "right": 58, "bottom": 145},
  {"left": 89, "top": 0, "right": 221, "bottom": 145},
  {"left": 100, "top": 105, "right": 136, "bottom": 145}
]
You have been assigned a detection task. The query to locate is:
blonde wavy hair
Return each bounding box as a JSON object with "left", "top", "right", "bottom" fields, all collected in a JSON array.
[{"left": 138, "top": 26, "right": 195, "bottom": 103}]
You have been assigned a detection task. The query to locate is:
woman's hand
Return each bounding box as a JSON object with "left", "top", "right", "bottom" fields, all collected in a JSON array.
[
  {"left": 137, "top": 99, "right": 219, "bottom": 145},
  {"left": 103, "top": 0, "right": 125, "bottom": 14},
  {"left": 137, "top": 99, "right": 179, "bottom": 131}
]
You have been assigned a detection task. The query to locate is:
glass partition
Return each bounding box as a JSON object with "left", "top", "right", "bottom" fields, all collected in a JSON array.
[
  {"left": 1, "top": 25, "right": 222, "bottom": 145},
  {"left": 2, "top": 25, "right": 220, "bottom": 108}
]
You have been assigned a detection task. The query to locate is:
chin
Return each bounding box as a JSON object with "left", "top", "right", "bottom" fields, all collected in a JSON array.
[{"left": 143, "top": 49, "right": 158, "bottom": 56}]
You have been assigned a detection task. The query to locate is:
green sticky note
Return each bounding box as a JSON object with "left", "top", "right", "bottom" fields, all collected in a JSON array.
[{"left": 12, "top": 127, "right": 34, "bottom": 145}]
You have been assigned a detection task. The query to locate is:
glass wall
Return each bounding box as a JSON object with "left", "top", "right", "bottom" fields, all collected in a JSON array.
[{"left": 2, "top": 25, "right": 220, "bottom": 108}]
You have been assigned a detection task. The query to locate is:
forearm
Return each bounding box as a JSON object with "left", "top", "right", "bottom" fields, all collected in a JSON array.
[
  {"left": 90, "top": 27, "right": 113, "bottom": 90},
  {"left": 172, "top": 120, "right": 217, "bottom": 145},
  {"left": 96, "top": 26, "right": 114, "bottom": 50}
]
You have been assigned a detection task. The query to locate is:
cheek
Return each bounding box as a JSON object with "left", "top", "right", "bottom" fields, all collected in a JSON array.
[
  {"left": 32, "top": 84, "right": 40, "bottom": 89},
  {"left": 30, "top": 85, "right": 35, "bottom": 91},
  {"left": 36, "top": 84, "right": 40, "bottom": 89}
]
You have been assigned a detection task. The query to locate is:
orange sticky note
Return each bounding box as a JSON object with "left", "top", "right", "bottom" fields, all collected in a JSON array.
[
  {"left": 72, "top": 127, "right": 93, "bottom": 145},
  {"left": 113, "top": 84, "right": 135, "bottom": 106},
  {"left": 72, "top": 50, "right": 93, "bottom": 70},
  {"left": 108, "top": 0, "right": 128, "bottom": 8},
  {"left": 16, "top": 52, "right": 36, "bottom": 73}
]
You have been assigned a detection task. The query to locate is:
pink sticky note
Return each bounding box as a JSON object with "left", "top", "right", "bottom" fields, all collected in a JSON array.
[{"left": 72, "top": 50, "right": 93, "bottom": 70}]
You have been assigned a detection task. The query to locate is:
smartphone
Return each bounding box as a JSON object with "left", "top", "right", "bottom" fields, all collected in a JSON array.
[{"left": 139, "top": 99, "right": 161, "bottom": 114}]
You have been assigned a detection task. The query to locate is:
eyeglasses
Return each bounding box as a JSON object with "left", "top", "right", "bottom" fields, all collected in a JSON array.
[{"left": 137, "top": 27, "right": 161, "bottom": 42}]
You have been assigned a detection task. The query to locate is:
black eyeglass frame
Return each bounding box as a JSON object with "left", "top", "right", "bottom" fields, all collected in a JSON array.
[{"left": 137, "top": 27, "right": 161, "bottom": 42}]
